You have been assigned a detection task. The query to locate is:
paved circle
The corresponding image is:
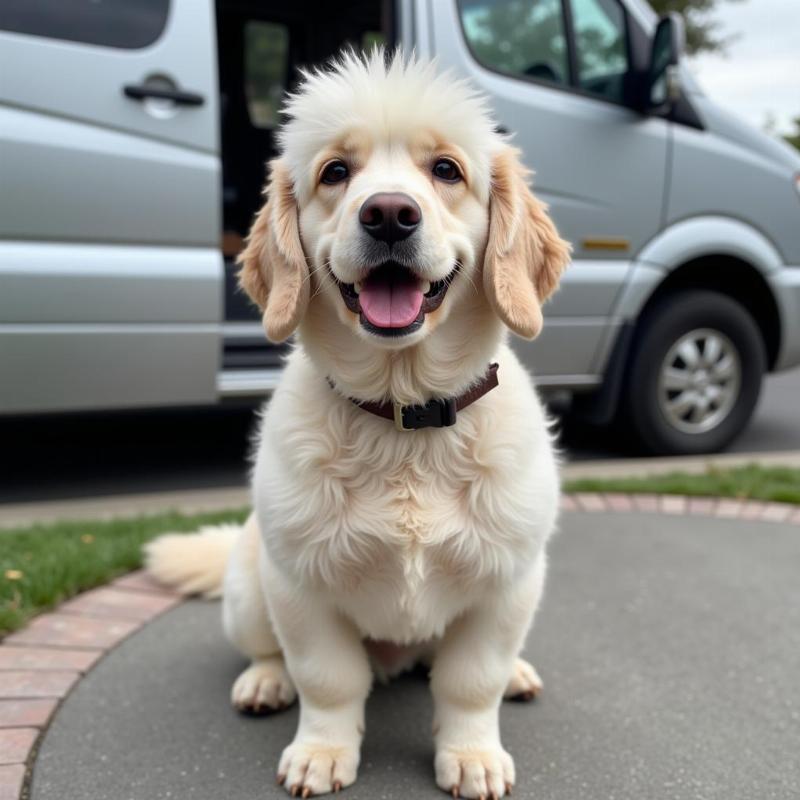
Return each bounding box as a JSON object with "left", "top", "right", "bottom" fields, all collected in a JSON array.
[{"left": 31, "top": 512, "right": 800, "bottom": 800}]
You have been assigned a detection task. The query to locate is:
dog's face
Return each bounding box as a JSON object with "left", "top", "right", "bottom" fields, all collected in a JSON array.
[
  {"left": 239, "top": 52, "right": 570, "bottom": 352},
  {"left": 300, "top": 126, "right": 489, "bottom": 345}
]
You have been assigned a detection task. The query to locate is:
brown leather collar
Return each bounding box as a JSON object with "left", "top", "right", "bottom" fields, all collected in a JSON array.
[{"left": 331, "top": 363, "right": 499, "bottom": 431}]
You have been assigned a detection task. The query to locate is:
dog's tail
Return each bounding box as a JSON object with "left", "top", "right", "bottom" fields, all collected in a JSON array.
[{"left": 144, "top": 523, "right": 242, "bottom": 599}]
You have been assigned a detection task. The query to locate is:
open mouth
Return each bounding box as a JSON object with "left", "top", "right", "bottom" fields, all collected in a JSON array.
[{"left": 337, "top": 261, "right": 456, "bottom": 337}]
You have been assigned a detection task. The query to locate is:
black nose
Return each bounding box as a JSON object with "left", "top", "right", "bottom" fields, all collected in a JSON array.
[{"left": 359, "top": 193, "right": 421, "bottom": 244}]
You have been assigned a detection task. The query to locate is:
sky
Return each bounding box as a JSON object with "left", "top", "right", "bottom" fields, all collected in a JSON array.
[{"left": 689, "top": 0, "right": 800, "bottom": 135}]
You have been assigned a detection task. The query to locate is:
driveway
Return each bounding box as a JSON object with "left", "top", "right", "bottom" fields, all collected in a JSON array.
[{"left": 28, "top": 510, "right": 800, "bottom": 800}]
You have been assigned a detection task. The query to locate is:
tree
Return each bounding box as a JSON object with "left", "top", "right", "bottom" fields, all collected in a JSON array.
[
  {"left": 649, "top": 0, "right": 745, "bottom": 56},
  {"left": 763, "top": 114, "right": 800, "bottom": 151},
  {"left": 784, "top": 117, "right": 800, "bottom": 151}
]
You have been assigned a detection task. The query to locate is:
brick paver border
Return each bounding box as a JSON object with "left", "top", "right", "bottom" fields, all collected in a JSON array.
[
  {"left": 560, "top": 493, "right": 800, "bottom": 525},
  {"left": 0, "top": 572, "right": 180, "bottom": 800},
  {"left": 1, "top": 495, "right": 798, "bottom": 799}
]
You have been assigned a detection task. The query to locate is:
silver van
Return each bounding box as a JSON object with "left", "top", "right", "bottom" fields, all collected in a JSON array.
[{"left": 1, "top": 0, "right": 799, "bottom": 455}]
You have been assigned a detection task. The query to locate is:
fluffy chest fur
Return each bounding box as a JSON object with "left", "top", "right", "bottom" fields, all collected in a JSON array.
[{"left": 253, "top": 346, "right": 559, "bottom": 642}]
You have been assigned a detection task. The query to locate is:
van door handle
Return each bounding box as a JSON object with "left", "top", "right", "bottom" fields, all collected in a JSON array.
[{"left": 123, "top": 83, "right": 205, "bottom": 106}]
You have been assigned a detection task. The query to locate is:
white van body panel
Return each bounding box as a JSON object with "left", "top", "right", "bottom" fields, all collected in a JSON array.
[
  {"left": 769, "top": 268, "right": 800, "bottom": 370},
  {"left": 0, "top": 0, "right": 223, "bottom": 414},
  {"left": 668, "top": 107, "right": 800, "bottom": 266},
  {"left": 0, "top": 243, "right": 221, "bottom": 323},
  {"left": 0, "top": 324, "right": 219, "bottom": 414},
  {"left": 0, "top": 106, "right": 219, "bottom": 247},
  {"left": 611, "top": 213, "right": 800, "bottom": 374},
  {"left": 635, "top": 216, "right": 786, "bottom": 276},
  {"left": 519, "top": 260, "right": 630, "bottom": 383},
  {"left": 0, "top": 3, "right": 219, "bottom": 153}
]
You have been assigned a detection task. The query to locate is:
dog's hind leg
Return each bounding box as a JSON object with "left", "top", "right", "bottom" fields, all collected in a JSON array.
[
  {"left": 503, "top": 656, "right": 543, "bottom": 701},
  {"left": 223, "top": 514, "right": 296, "bottom": 714}
]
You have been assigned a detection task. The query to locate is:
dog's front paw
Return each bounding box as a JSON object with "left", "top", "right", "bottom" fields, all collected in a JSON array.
[
  {"left": 278, "top": 739, "right": 359, "bottom": 797},
  {"left": 435, "top": 745, "right": 515, "bottom": 799}
]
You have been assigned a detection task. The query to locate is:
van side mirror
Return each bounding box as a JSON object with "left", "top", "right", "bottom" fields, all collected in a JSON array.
[{"left": 648, "top": 13, "right": 685, "bottom": 111}]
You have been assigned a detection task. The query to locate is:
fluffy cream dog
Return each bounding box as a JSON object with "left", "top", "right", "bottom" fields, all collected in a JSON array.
[{"left": 146, "top": 50, "right": 570, "bottom": 799}]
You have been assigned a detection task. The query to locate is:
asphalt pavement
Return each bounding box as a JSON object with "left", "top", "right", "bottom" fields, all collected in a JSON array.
[
  {"left": 558, "top": 365, "right": 800, "bottom": 458},
  {"left": 29, "top": 511, "right": 800, "bottom": 800},
  {"left": 2, "top": 368, "right": 799, "bottom": 505}
]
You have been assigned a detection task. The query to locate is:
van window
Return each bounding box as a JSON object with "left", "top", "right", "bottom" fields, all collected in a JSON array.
[
  {"left": 569, "top": 0, "right": 628, "bottom": 102},
  {"left": 0, "top": 0, "right": 170, "bottom": 50},
  {"left": 362, "top": 31, "right": 388, "bottom": 51},
  {"left": 244, "top": 21, "right": 290, "bottom": 129},
  {"left": 457, "top": 0, "right": 570, "bottom": 88}
]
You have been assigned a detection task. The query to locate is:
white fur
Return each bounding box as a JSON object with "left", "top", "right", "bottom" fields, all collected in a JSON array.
[
  {"left": 280, "top": 49, "right": 497, "bottom": 205},
  {"left": 147, "top": 50, "right": 563, "bottom": 799}
]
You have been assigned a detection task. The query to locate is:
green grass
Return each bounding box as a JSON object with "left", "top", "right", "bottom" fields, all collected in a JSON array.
[
  {"left": 0, "top": 508, "right": 248, "bottom": 637},
  {"left": 3, "top": 464, "right": 798, "bottom": 638},
  {"left": 564, "top": 464, "right": 800, "bottom": 505}
]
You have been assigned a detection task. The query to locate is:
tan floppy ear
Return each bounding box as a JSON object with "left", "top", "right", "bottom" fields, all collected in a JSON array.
[
  {"left": 237, "top": 159, "right": 309, "bottom": 343},
  {"left": 483, "top": 146, "right": 571, "bottom": 339}
]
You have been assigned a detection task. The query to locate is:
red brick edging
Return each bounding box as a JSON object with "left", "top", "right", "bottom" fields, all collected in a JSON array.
[
  {"left": 561, "top": 492, "right": 800, "bottom": 524},
  {"left": 0, "top": 572, "right": 180, "bottom": 800},
  {"left": 1, "top": 494, "right": 799, "bottom": 799}
]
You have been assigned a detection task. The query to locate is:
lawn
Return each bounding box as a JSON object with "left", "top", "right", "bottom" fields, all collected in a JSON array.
[
  {"left": 2, "top": 464, "right": 799, "bottom": 638},
  {"left": 1, "top": 508, "right": 248, "bottom": 637},
  {"left": 563, "top": 464, "right": 800, "bottom": 504}
]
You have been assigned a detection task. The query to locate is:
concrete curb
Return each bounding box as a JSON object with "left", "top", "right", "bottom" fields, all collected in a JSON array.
[
  {"left": 1, "top": 495, "right": 798, "bottom": 799},
  {"left": 0, "top": 487, "right": 251, "bottom": 531}
]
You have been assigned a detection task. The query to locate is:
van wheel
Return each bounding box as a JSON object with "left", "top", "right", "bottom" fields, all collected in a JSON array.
[{"left": 622, "top": 290, "right": 765, "bottom": 455}]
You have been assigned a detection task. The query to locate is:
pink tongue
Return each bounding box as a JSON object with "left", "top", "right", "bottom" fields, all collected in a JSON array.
[{"left": 359, "top": 276, "right": 424, "bottom": 328}]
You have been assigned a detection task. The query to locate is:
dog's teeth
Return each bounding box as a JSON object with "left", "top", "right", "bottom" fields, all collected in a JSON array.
[
  {"left": 421, "top": 280, "right": 431, "bottom": 295},
  {"left": 354, "top": 282, "right": 362, "bottom": 294}
]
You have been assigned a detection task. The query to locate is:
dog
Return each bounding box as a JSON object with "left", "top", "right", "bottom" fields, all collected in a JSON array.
[{"left": 146, "top": 49, "right": 570, "bottom": 799}]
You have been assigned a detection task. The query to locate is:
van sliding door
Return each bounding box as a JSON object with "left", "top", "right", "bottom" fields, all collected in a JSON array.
[{"left": 0, "top": 0, "right": 222, "bottom": 413}]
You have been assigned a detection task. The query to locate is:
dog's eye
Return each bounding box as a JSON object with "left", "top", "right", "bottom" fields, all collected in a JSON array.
[
  {"left": 432, "top": 159, "right": 462, "bottom": 183},
  {"left": 320, "top": 160, "right": 349, "bottom": 185}
]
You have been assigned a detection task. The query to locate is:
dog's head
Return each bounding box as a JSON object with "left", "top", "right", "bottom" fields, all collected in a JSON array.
[{"left": 239, "top": 50, "right": 570, "bottom": 364}]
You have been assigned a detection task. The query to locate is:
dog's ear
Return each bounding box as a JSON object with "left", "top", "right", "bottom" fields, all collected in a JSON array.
[
  {"left": 238, "top": 159, "right": 309, "bottom": 343},
  {"left": 483, "top": 146, "right": 571, "bottom": 339}
]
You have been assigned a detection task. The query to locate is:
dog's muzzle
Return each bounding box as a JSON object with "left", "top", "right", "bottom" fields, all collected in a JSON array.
[{"left": 337, "top": 261, "right": 457, "bottom": 337}]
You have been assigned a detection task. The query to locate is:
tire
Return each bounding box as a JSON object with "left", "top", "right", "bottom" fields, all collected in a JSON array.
[{"left": 621, "top": 290, "right": 766, "bottom": 455}]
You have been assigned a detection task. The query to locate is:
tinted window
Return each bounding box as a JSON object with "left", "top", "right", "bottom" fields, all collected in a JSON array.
[
  {"left": 0, "top": 0, "right": 169, "bottom": 50},
  {"left": 570, "top": 0, "right": 628, "bottom": 101},
  {"left": 244, "top": 21, "right": 289, "bottom": 129},
  {"left": 458, "top": 0, "right": 569, "bottom": 88}
]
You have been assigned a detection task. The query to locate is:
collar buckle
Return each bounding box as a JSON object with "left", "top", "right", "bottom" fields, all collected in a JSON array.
[
  {"left": 393, "top": 401, "right": 410, "bottom": 431},
  {"left": 394, "top": 397, "right": 457, "bottom": 432}
]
